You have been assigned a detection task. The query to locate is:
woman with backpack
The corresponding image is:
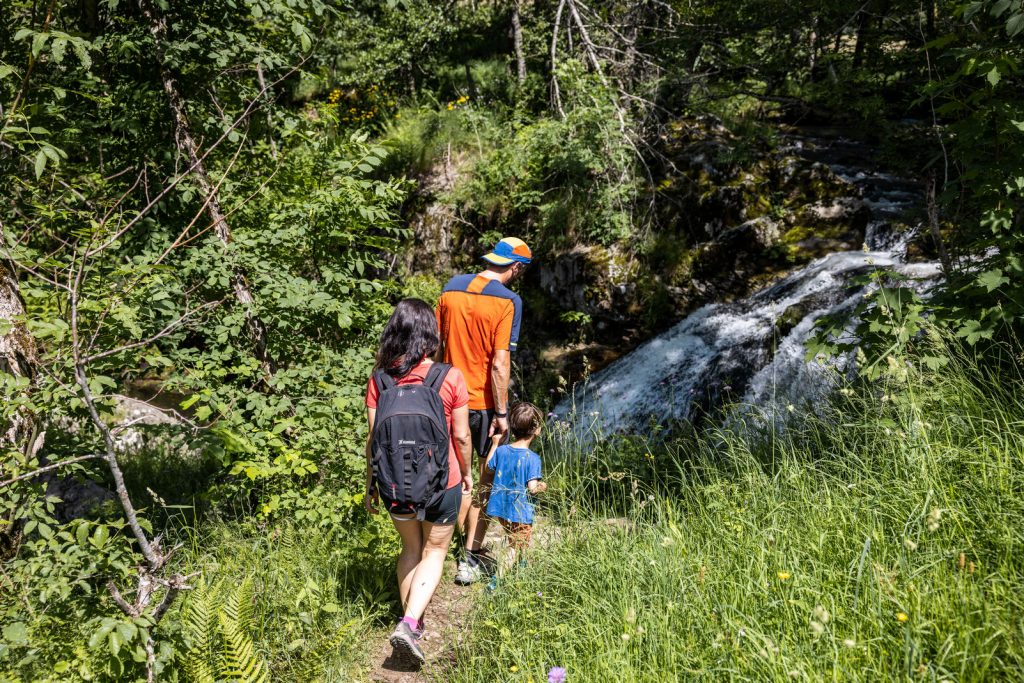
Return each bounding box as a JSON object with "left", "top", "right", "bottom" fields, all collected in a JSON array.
[{"left": 364, "top": 298, "right": 473, "bottom": 663}]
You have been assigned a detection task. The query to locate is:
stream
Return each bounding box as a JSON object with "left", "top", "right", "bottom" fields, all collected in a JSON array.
[{"left": 554, "top": 128, "right": 942, "bottom": 436}]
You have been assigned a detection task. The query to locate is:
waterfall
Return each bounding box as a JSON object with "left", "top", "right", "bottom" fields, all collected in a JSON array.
[{"left": 554, "top": 130, "right": 942, "bottom": 436}]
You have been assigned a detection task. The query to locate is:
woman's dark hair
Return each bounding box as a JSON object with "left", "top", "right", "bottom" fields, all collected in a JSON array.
[
  {"left": 375, "top": 298, "right": 440, "bottom": 377},
  {"left": 509, "top": 402, "right": 544, "bottom": 440}
]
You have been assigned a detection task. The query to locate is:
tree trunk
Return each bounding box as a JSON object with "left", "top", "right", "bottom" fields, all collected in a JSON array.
[
  {"left": 511, "top": 0, "right": 526, "bottom": 86},
  {"left": 140, "top": 0, "right": 276, "bottom": 379},
  {"left": 852, "top": 8, "right": 871, "bottom": 69},
  {"left": 808, "top": 15, "right": 819, "bottom": 83},
  {"left": 0, "top": 258, "right": 43, "bottom": 558},
  {"left": 464, "top": 63, "right": 479, "bottom": 100}
]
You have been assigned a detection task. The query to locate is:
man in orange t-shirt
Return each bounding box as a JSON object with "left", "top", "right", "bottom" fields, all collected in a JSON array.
[{"left": 435, "top": 237, "right": 531, "bottom": 584}]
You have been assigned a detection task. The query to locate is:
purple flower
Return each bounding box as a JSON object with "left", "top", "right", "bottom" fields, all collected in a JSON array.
[
  {"left": 548, "top": 667, "right": 567, "bottom": 683},
  {"left": 547, "top": 412, "right": 556, "bottom": 418}
]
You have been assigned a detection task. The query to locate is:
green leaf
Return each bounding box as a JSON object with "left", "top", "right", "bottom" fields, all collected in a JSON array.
[
  {"left": 34, "top": 149, "right": 47, "bottom": 179},
  {"left": 987, "top": 67, "right": 1001, "bottom": 86},
  {"left": 76, "top": 522, "right": 90, "bottom": 547},
  {"left": 1008, "top": 13, "right": 1024, "bottom": 36},
  {"left": 91, "top": 524, "right": 109, "bottom": 549},
  {"left": 978, "top": 269, "right": 1010, "bottom": 292},
  {"left": 50, "top": 37, "right": 67, "bottom": 64},
  {"left": 2, "top": 622, "right": 28, "bottom": 646},
  {"left": 956, "top": 319, "right": 994, "bottom": 345},
  {"left": 31, "top": 32, "right": 49, "bottom": 58}
]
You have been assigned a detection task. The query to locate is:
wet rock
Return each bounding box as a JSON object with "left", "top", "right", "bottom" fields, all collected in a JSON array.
[
  {"left": 534, "top": 245, "right": 640, "bottom": 321},
  {"left": 797, "top": 197, "right": 869, "bottom": 228}
]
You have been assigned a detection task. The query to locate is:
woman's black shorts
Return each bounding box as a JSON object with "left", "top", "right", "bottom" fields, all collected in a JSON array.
[{"left": 382, "top": 484, "right": 462, "bottom": 525}]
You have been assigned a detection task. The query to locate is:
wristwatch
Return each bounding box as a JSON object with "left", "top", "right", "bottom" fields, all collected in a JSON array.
[{"left": 494, "top": 409, "right": 507, "bottom": 418}]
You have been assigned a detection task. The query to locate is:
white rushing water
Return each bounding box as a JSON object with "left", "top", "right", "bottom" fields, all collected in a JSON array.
[{"left": 554, "top": 131, "right": 942, "bottom": 435}]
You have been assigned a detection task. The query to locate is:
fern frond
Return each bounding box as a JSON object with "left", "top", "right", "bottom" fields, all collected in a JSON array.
[
  {"left": 295, "top": 617, "right": 360, "bottom": 681},
  {"left": 218, "top": 578, "right": 269, "bottom": 683},
  {"left": 182, "top": 578, "right": 218, "bottom": 683}
]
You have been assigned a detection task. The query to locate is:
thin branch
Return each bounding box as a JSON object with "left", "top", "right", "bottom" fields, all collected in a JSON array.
[
  {"left": 83, "top": 299, "right": 221, "bottom": 364},
  {"left": 106, "top": 580, "right": 140, "bottom": 618},
  {"left": 0, "top": 454, "right": 103, "bottom": 488},
  {"left": 551, "top": 0, "right": 567, "bottom": 119}
]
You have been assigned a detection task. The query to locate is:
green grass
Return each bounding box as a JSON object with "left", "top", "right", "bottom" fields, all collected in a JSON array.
[
  {"left": 8, "top": 346, "right": 1020, "bottom": 682},
  {"left": 442, "top": 353, "right": 1024, "bottom": 682},
  {"left": 171, "top": 515, "right": 401, "bottom": 681}
]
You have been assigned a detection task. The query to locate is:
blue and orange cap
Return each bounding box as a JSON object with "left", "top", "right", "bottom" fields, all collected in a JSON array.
[{"left": 482, "top": 237, "right": 533, "bottom": 266}]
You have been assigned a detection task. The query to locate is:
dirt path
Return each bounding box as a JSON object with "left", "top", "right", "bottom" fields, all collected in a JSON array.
[
  {"left": 368, "top": 558, "right": 475, "bottom": 683},
  {"left": 366, "top": 520, "right": 566, "bottom": 682}
]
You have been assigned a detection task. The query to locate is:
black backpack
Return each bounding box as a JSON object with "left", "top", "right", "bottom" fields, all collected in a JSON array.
[{"left": 371, "top": 363, "right": 452, "bottom": 519}]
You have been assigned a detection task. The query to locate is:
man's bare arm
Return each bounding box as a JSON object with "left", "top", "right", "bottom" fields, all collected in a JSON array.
[{"left": 489, "top": 349, "right": 511, "bottom": 437}]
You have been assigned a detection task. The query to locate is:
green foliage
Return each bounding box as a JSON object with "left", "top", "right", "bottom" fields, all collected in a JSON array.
[
  {"left": 448, "top": 351, "right": 1024, "bottom": 681},
  {"left": 181, "top": 577, "right": 270, "bottom": 683},
  {"left": 452, "top": 61, "right": 641, "bottom": 246},
  {"left": 175, "top": 522, "right": 391, "bottom": 681},
  {"left": 807, "top": 270, "right": 947, "bottom": 381}
]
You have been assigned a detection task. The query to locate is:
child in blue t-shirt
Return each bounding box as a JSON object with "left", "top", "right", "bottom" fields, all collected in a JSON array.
[{"left": 485, "top": 402, "right": 547, "bottom": 565}]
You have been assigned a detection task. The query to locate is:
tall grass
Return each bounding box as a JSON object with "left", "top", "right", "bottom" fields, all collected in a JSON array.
[
  {"left": 172, "top": 515, "right": 401, "bottom": 681},
  {"left": 443, "top": 352, "right": 1024, "bottom": 682}
]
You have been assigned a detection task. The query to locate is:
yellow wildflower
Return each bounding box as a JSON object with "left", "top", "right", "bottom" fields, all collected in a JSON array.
[
  {"left": 777, "top": 571, "right": 792, "bottom": 581},
  {"left": 896, "top": 612, "right": 909, "bottom": 622},
  {"left": 510, "top": 665, "right": 519, "bottom": 672}
]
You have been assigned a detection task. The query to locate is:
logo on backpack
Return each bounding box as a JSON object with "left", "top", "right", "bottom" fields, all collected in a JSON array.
[{"left": 370, "top": 364, "right": 451, "bottom": 520}]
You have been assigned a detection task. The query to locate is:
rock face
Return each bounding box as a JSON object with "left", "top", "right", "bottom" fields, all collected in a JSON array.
[
  {"left": 402, "top": 154, "right": 469, "bottom": 277},
  {"left": 527, "top": 123, "right": 869, "bottom": 331},
  {"left": 534, "top": 245, "right": 639, "bottom": 321},
  {"left": 400, "top": 119, "right": 918, "bottom": 397}
]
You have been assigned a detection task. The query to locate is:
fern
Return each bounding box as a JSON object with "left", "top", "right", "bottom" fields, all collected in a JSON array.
[
  {"left": 180, "top": 577, "right": 269, "bottom": 683},
  {"left": 295, "top": 617, "right": 360, "bottom": 682},
  {"left": 218, "top": 577, "right": 269, "bottom": 683},
  {"left": 182, "top": 579, "right": 218, "bottom": 683}
]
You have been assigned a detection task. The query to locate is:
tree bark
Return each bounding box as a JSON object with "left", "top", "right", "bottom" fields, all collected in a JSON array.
[
  {"left": 0, "top": 258, "right": 43, "bottom": 558},
  {"left": 852, "top": 8, "right": 871, "bottom": 69},
  {"left": 511, "top": 0, "right": 526, "bottom": 86},
  {"left": 808, "top": 15, "right": 819, "bottom": 83},
  {"left": 140, "top": 0, "right": 276, "bottom": 379}
]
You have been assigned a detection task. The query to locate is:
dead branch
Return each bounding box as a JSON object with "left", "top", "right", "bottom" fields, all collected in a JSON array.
[
  {"left": 0, "top": 454, "right": 104, "bottom": 489},
  {"left": 551, "top": 0, "right": 567, "bottom": 118},
  {"left": 82, "top": 299, "right": 222, "bottom": 364}
]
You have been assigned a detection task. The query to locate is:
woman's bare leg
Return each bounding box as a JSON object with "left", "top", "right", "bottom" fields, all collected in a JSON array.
[
  {"left": 404, "top": 520, "right": 456, "bottom": 620},
  {"left": 392, "top": 516, "right": 424, "bottom": 610}
]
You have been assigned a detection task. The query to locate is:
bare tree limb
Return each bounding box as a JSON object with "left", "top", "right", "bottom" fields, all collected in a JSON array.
[
  {"left": 82, "top": 299, "right": 222, "bottom": 364},
  {"left": 0, "top": 454, "right": 104, "bottom": 489},
  {"left": 550, "top": 0, "right": 567, "bottom": 118},
  {"left": 106, "top": 580, "right": 140, "bottom": 618}
]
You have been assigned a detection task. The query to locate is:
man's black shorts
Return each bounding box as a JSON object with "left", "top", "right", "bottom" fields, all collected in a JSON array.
[{"left": 469, "top": 409, "right": 495, "bottom": 460}]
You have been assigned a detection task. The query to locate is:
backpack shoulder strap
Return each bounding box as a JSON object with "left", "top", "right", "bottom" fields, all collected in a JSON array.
[
  {"left": 424, "top": 363, "right": 450, "bottom": 392},
  {"left": 373, "top": 370, "right": 397, "bottom": 393}
]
